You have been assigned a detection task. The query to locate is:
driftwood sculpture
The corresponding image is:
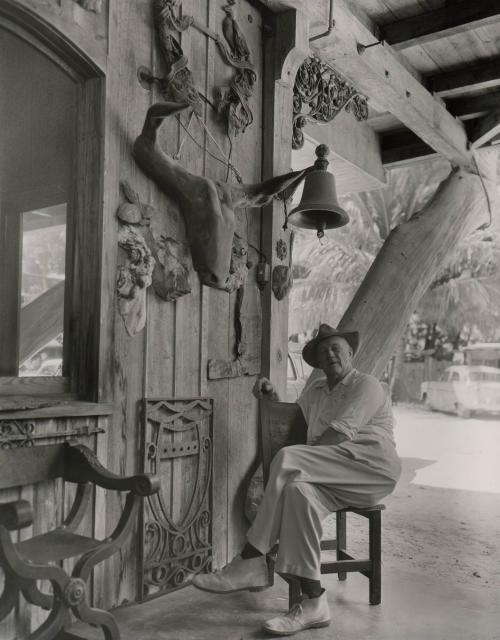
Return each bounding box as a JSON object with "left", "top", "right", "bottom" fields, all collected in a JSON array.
[
  {"left": 151, "top": 235, "right": 192, "bottom": 301},
  {"left": 216, "top": 0, "right": 257, "bottom": 135},
  {"left": 117, "top": 225, "right": 154, "bottom": 336},
  {"left": 133, "top": 102, "right": 309, "bottom": 291},
  {"left": 117, "top": 180, "right": 193, "bottom": 303},
  {"left": 272, "top": 231, "right": 294, "bottom": 301}
]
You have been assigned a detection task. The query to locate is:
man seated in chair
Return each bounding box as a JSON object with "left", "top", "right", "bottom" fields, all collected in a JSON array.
[{"left": 192, "top": 324, "right": 402, "bottom": 636}]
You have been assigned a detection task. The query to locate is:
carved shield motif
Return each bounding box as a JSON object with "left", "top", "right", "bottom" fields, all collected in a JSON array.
[{"left": 139, "top": 398, "right": 213, "bottom": 601}]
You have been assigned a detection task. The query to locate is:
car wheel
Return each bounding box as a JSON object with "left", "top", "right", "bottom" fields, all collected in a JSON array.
[
  {"left": 422, "top": 393, "right": 434, "bottom": 410},
  {"left": 456, "top": 404, "right": 471, "bottom": 419}
]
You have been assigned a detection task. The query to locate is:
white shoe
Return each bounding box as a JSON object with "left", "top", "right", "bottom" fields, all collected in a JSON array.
[
  {"left": 191, "top": 554, "right": 270, "bottom": 593},
  {"left": 262, "top": 591, "right": 331, "bottom": 636}
]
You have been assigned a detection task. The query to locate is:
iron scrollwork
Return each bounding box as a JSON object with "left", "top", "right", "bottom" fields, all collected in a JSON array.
[
  {"left": 292, "top": 57, "right": 369, "bottom": 149},
  {"left": 0, "top": 421, "right": 35, "bottom": 448},
  {"left": 0, "top": 420, "right": 103, "bottom": 448},
  {"left": 140, "top": 398, "right": 214, "bottom": 601}
]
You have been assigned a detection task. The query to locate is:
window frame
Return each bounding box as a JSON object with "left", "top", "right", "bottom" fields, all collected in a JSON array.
[{"left": 0, "top": 7, "right": 105, "bottom": 403}]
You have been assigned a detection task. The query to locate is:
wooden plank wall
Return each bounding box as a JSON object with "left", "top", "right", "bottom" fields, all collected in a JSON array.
[
  {"left": 99, "top": 0, "right": 265, "bottom": 606},
  {"left": 2, "top": 0, "right": 273, "bottom": 619}
]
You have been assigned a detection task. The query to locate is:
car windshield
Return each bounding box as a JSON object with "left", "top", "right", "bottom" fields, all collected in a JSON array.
[{"left": 469, "top": 371, "right": 500, "bottom": 382}]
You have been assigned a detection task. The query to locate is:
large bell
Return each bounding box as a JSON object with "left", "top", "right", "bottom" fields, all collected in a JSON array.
[{"left": 287, "top": 144, "right": 349, "bottom": 238}]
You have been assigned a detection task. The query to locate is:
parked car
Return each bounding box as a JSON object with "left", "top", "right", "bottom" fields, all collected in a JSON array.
[
  {"left": 286, "top": 348, "right": 313, "bottom": 402},
  {"left": 19, "top": 338, "right": 63, "bottom": 376},
  {"left": 421, "top": 365, "right": 500, "bottom": 418},
  {"left": 34, "top": 358, "right": 63, "bottom": 377}
]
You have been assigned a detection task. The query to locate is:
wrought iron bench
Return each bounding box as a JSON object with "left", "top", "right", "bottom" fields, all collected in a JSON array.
[
  {"left": 258, "top": 399, "right": 386, "bottom": 608},
  {"left": 0, "top": 441, "right": 160, "bottom": 640}
]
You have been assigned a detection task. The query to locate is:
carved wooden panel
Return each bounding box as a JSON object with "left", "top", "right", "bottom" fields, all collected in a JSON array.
[{"left": 139, "top": 398, "right": 213, "bottom": 601}]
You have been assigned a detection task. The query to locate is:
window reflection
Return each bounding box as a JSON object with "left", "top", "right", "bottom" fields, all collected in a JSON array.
[{"left": 18, "top": 204, "right": 66, "bottom": 377}]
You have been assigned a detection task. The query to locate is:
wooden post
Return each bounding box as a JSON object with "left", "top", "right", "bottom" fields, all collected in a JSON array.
[
  {"left": 339, "top": 154, "right": 496, "bottom": 378},
  {"left": 261, "top": 9, "right": 309, "bottom": 398}
]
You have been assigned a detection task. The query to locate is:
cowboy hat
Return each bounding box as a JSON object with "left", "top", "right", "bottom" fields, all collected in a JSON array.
[{"left": 302, "top": 324, "right": 360, "bottom": 368}]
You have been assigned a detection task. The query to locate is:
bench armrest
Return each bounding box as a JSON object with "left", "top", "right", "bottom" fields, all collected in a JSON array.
[
  {"left": 63, "top": 443, "right": 160, "bottom": 496},
  {"left": 0, "top": 500, "right": 33, "bottom": 531}
]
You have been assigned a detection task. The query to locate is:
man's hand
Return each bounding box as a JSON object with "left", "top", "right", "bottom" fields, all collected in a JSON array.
[{"left": 252, "top": 376, "right": 280, "bottom": 401}]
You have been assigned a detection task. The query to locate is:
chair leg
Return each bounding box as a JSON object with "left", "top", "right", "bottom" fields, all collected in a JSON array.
[
  {"left": 368, "top": 511, "right": 382, "bottom": 605},
  {"left": 0, "top": 569, "right": 19, "bottom": 621},
  {"left": 22, "top": 581, "right": 53, "bottom": 611},
  {"left": 27, "top": 586, "right": 70, "bottom": 640},
  {"left": 72, "top": 597, "right": 120, "bottom": 640},
  {"left": 336, "top": 511, "right": 347, "bottom": 581}
]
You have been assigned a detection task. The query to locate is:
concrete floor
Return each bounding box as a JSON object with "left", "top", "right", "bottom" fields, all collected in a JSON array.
[
  {"left": 78, "top": 567, "right": 499, "bottom": 640},
  {"left": 75, "top": 407, "right": 500, "bottom": 640}
]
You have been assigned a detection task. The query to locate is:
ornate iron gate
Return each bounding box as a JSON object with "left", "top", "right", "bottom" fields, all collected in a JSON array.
[{"left": 139, "top": 398, "right": 213, "bottom": 601}]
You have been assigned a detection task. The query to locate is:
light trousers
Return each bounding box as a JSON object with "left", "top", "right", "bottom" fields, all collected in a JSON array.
[{"left": 246, "top": 444, "right": 397, "bottom": 580}]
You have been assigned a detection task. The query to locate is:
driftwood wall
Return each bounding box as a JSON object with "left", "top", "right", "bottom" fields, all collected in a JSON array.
[
  {"left": 100, "top": 0, "right": 265, "bottom": 609},
  {"left": 1, "top": 0, "right": 306, "bottom": 620}
]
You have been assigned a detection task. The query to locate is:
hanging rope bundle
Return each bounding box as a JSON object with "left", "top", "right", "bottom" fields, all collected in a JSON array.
[{"left": 175, "top": 111, "right": 243, "bottom": 183}]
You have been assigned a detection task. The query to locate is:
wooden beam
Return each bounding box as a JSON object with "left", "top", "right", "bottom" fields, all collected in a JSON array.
[
  {"left": 380, "top": 130, "right": 436, "bottom": 167},
  {"left": 311, "top": 0, "right": 471, "bottom": 165},
  {"left": 304, "top": 118, "right": 386, "bottom": 192},
  {"left": 428, "top": 57, "right": 500, "bottom": 97},
  {"left": 446, "top": 90, "right": 500, "bottom": 120},
  {"left": 261, "top": 9, "right": 310, "bottom": 398},
  {"left": 380, "top": 0, "right": 500, "bottom": 51},
  {"left": 469, "top": 107, "right": 500, "bottom": 148}
]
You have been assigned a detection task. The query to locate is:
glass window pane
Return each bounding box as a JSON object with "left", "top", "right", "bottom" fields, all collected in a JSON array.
[
  {"left": 0, "top": 27, "right": 76, "bottom": 378},
  {"left": 18, "top": 204, "right": 66, "bottom": 377}
]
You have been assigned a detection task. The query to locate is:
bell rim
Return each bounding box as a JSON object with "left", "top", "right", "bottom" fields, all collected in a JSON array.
[{"left": 287, "top": 207, "right": 349, "bottom": 229}]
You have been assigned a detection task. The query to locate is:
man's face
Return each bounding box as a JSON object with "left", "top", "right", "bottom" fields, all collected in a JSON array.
[{"left": 316, "top": 336, "right": 353, "bottom": 379}]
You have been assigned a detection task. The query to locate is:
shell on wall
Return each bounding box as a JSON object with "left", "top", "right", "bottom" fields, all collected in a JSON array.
[{"left": 76, "top": 0, "right": 102, "bottom": 12}]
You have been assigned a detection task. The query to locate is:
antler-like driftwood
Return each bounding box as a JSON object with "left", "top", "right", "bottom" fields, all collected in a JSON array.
[{"left": 133, "top": 102, "right": 307, "bottom": 291}]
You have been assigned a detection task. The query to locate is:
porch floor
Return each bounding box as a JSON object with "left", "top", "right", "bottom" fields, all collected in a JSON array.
[{"left": 78, "top": 566, "right": 498, "bottom": 640}]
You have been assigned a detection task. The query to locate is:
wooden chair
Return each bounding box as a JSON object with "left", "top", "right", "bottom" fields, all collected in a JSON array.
[
  {"left": 259, "top": 399, "right": 385, "bottom": 608},
  {"left": 0, "top": 441, "right": 160, "bottom": 640}
]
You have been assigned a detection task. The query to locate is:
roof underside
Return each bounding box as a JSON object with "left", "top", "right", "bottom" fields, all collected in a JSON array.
[{"left": 350, "top": 0, "right": 500, "bottom": 166}]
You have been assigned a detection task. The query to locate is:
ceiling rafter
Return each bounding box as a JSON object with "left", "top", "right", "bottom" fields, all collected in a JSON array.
[
  {"left": 380, "top": 130, "right": 436, "bottom": 167},
  {"left": 447, "top": 91, "right": 500, "bottom": 120},
  {"left": 468, "top": 108, "right": 500, "bottom": 149},
  {"left": 428, "top": 57, "right": 500, "bottom": 97},
  {"left": 310, "top": 0, "right": 471, "bottom": 165},
  {"left": 380, "top": 0, "right": 500, "bottom": 51}
]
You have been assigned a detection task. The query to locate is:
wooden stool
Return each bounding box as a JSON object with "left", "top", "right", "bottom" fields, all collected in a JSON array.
[{"left": 286, "top": 504, "right": 385, "bottom": 607}]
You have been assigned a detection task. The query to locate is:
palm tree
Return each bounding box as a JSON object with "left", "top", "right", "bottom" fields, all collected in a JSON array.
[{"left": 419, "top": 230, "right": 500, "bottom": 341}]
